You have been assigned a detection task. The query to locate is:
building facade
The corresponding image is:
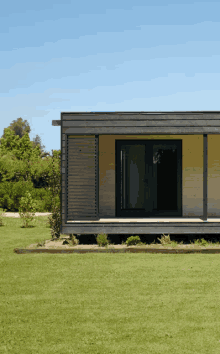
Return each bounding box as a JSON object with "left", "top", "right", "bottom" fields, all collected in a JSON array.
[{"left": 52, "top": 111, "right": 220, "bottom": 235}]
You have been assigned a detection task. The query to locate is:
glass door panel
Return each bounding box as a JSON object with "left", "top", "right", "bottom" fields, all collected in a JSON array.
[
  {"left": 116, "top": 140, "right": 182, "bottom": 217},
  {"left": 120, "top": 144, "right": 146, "bottom": 214},
  {"left": 152, "top": 143, "right": 178, "bottom": 211}
]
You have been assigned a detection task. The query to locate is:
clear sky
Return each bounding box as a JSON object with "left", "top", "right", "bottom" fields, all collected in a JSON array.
[{"left": 1, "top": 0, "right": 220, "bottom": 155}]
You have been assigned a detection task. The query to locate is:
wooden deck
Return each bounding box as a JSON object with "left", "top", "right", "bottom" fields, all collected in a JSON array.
[
  {"left": 67, "top": 218, "right": 220, "bottom": 223},
  {"left": 63, "top": 218, "right": 220, "bottom": 235}
]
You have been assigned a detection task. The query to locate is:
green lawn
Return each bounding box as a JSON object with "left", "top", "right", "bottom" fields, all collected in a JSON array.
[{"left": 1, "top": 215, "right": 220, "bottom": 353}]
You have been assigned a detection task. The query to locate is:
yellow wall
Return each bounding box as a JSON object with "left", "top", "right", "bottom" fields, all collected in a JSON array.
[{"left": 99, "top": 135, "right": 220, "bottom": 217}]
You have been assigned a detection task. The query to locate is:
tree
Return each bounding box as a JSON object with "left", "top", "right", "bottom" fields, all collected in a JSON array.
[
  {"left": 0, "top": 117, "right": 31, "bottom": 141},
  {"left": 31, "top": 134, "right": 45, "bottom": 151},
  {"left": 0, "top": 147, "right": 61, "bottom": 212},
  {"left": 0, "top": 118, "right": 61, "bottom": 213},
  {"left": 31, "top": 134, "right": 50, "bottom": 158},
  {"left": 0, "top": 117, "right": 50, "bottom": 159},
  {"left": 0, "top": 127, "right": 41, "bottom": 161}
]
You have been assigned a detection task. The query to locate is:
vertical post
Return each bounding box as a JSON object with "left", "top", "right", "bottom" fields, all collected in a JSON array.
[
  {"left": 96, "top": 135, "right": 99, "bottom": 219},
  {"left": 203, "top": 134, "right": 208, "bottom": 221},
  {"left": 123, "top": 149, "right": 126, "bottom": 209}
]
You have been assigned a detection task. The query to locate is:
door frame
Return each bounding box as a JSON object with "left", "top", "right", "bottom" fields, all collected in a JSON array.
[{"left": 115, "top": 139, "right": 182, "bottom": 218}]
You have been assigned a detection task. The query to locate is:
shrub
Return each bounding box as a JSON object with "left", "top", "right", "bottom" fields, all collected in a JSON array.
[
  {"left": 0, "top": 180, "right": 33, "bottom": 212},
  {"left": 37, "top": 240, "right": 46, "bottom": 247},
  {"left": 125, "top": 235, "right": 141, "bottom": 246},
  {"left": 194, "top": 238, "right": 209, "bottom": 246},
  {"left": 69, "top": 234, "right": 79, "bottom": 246},
  {"left": 30, "top": 188, "right": 54, "bottom": 212},
  {"left": 61, "top": 235, "right": 79, "bottom": 246},
  {"left": 96, "top": 233, "right": 110, "bottom": 247},
  {"left": 0, "top": 181, "right": 54, "bottom": 213},
  {"left": 0, "top": 207, "right": 6, "bottom": 226},
  {"left": 47, "top": 203, "right": 61, "bottom": 240},
  {"left": 157, "top": 234, "right": 172, "bottom": 245},
  {"left": 0, "top": 148, "right": 61, "bottom": 213},
  {"left": 45, "top": 149, "right": 62, "bottom": 239},
  {"left": 18, "top": 191, "right": 37, "bottom": 228}
]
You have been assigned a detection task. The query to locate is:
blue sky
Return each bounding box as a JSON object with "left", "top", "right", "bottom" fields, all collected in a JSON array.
[{"left": 1, "top": 0, "right": 220, "bottom": 155}]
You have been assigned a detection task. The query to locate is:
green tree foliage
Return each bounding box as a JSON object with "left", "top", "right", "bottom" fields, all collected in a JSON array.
[
  {"left": 31, "top": 134, "right": 51, "bottom": 159},
  {"left": 31, "top": 134, "right": 45, "bottom": 151},
  {"left": 0, "top": 117, "right": 50, "bottom": 159},
  {"left": 1, "top": 117, "right": 31, "bottom": 140},
  {"left": 0, "top": 127, "right": 42, "bottom": 161},
  {"left": 0, "top": 119, "right": 61, "bottom": 213}
]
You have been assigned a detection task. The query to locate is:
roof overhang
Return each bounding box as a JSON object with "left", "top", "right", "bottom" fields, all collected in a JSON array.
[{"left": 52, "top": 111, "right": 220, "bottom": 134}]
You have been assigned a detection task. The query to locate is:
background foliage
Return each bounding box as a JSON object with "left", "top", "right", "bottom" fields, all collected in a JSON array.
[{"left": 0, "top": 118, "right": 61, "bottom": 213}]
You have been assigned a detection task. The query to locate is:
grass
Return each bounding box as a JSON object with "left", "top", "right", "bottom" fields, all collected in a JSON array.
[{"left": 1, "top": 211, "right": 220, "bottom": 353}]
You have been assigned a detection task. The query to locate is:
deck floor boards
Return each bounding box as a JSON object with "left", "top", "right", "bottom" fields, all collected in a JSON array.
[{"left": 67, "top": 218, "right": 220, "bottom": 223}]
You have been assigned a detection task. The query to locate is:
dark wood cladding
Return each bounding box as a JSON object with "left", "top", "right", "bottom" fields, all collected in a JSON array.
[
  {"left": 61, "top": 111, "right": 220, "bottom": 119},
  {"left": 67, "top": 136, "right": 99, "bottom": 220},
  {"left": 61, "top": 222, "right": 220, "bottom": 235},
  {"left": 51, "top": 111, "right": 220, "bottom": 134},
  {"left": 64, "top": 127, "right": 220, "bottom": 134},
  {"left": 63, "top": 120, "right": 220, "bottom": 126}
]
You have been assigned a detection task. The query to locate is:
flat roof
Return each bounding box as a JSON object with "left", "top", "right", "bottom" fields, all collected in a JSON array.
[{"left": 61, "top": 111, "right": 220, "bottom": 114}]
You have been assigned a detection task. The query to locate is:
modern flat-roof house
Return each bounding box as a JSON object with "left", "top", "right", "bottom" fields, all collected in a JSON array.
[{"left": 52, "top": 111, "right": 220, "bottom": 236}]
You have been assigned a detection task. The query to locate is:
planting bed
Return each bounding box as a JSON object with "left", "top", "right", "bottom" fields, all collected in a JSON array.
[{"left": 13, "top": 236, "right": 220, "bottom": 254}]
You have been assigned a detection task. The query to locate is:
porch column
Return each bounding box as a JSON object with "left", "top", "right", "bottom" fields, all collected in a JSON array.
[{"left": 203, "top": 134, "right": 208, "bottom": 221}]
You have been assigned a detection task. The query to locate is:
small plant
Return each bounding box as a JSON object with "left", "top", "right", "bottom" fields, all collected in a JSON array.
[
  {"left": 69, "top": 234, "right": 79, "bottom": 246},
  {"left": 125, "top": 235, "right": 141, "bottom": 246},
  {"left": 157, "top": 234, "right": 172, "bottom": 245},
  {"left": 194, "top": 238, "right": 209, "bottom": 246},
  {"left": 45, "top": 148, "right": 62, "bottom": 240},
  {"left": 96, "top": 233, "right": 110, "bottom": 247},
  {"left": 18, "top": 192, "right": 37, "bottom": 228},
  {"left": 47, "top": 203, "right": 61, "bottom": 240},
  {"left": 170, "top": 240, "right": 183, "bottom": 248},
  {"left": 0, "top": 207, "right": 6, "bottom": 226},
  {"left": 62, "top": 239, "right": 70, "bottom": 245},
  {"left": 37, "top": 240, "right": 46, "bottom": 247}
]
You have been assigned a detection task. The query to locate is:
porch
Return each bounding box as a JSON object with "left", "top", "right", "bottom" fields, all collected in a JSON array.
[
  {"left": 63, "top": 217, "right": 220, "bottom": 234},
  {"left": 52, "top": 111, "right": 220, "bottom": 236}
]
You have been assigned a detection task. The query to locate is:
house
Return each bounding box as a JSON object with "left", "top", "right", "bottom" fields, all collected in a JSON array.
[{"left": 52, "top": 111, "right": 220, "bottom": 236}]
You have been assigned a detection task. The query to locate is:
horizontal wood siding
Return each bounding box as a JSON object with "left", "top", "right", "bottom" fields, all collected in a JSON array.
[
  {"left": 64, "top": 127, "right": 220, "bottom": 134},
  {"left": 63, "top": 119, "right": 220, "bottom": 126},
  {"left": 53, "top": 113, "right": 220, "bottom": 134},
  {"left": 60, "top": 113, "right": 220, "bottom": 134},
  {"left": 67, "top": 136, "right": 99, "bottom": 220},
  {"left": 52, "top": 112, "right": 220, "bottom": 135},
  {"left": 61, "top": 112, "right": 220, "bottom": 120},
  {"left": 61, "top": 221, "right": 220, "bottom": 235}
]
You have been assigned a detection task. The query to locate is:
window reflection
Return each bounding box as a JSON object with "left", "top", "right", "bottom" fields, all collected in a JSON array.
[{"left": 153, "top": 146, "right": 177, "bottom": 164}]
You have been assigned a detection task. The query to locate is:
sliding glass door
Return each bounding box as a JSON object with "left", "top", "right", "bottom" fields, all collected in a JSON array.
[{"left": 116, "top": 140, "right": 182, "bottom": 217}]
